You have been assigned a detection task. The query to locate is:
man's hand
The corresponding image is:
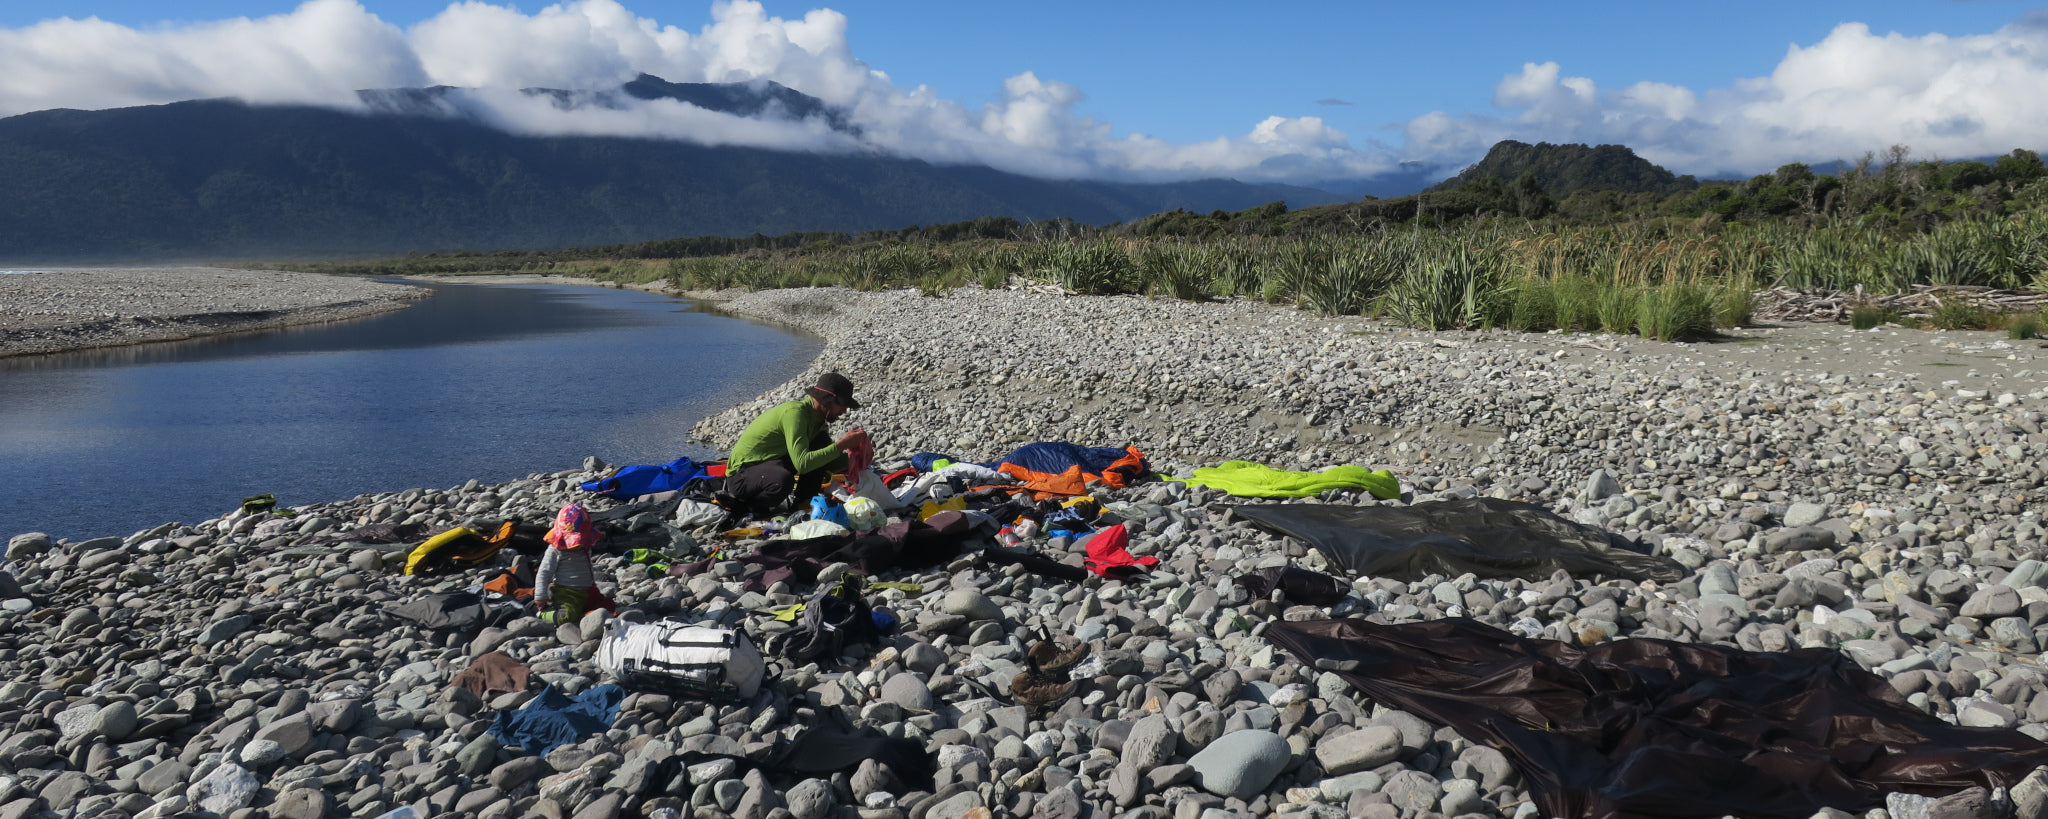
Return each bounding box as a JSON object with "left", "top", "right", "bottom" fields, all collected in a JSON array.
[{"left": 836, "top": 427, "right": 869, "bottom": 452}]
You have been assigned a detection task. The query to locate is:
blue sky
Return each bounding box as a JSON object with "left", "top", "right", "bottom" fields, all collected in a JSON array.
[{"left": 3, "top": 1, "right": 2044, "bottom": 182}]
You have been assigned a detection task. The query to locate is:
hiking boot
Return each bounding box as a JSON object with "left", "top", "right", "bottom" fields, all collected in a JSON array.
[
  {"left": 1026, "top": 638, "right": 1087, "bottom": 674},
  {"left": 1011, "top": 670, "right": 1075, "bottom": 707}
]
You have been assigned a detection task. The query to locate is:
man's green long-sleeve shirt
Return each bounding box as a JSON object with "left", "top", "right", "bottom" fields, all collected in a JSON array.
[{"left": 728, "top": 399, "right": 848, "bottom": 475}]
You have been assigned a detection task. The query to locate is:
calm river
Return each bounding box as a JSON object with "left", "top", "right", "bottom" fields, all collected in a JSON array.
[{"left": 0, "top": 280, "right": 818, "bottom": 542}]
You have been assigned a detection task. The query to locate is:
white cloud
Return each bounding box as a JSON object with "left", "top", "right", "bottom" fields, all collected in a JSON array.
[
  {"left": 0, "top": 0, "right": 422, "bottom": 113},
  {"left": 7, "top": 1, "right": 2042, "bottom": 184},
  {"left": 1404, "top": 17, "right": 2048, "bottom": 176},
  {"left": 0, "top": 0, "right": 1403, "bottom": 183}
]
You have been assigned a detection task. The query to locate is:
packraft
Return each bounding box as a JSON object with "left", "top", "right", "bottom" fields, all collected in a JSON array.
[
  {"left": 596, "top": 621, "right": 765, "bottom": 702},
  {"left": 404, "top": 520, "right": 546, "bottom": 576}
]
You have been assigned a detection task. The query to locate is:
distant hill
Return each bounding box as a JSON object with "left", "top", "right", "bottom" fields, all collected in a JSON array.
[
  {"left": 0, "top": 82, "right": 1341, "bottom": 261},
  {"left": 1301, "top": 161, "right": 1451, "bottom": 199},
  {"left": 1428, "top": 140, "right": 1696, "bottom": 198}
]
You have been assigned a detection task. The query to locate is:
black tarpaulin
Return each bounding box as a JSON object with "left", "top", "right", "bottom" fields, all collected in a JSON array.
[
  {"left": 386, "top": 590, "right": 487, "bottom": 631},
  {"left": 1265, "top": 617, "right": 2048, "bottom": 819},
  {"left": 1229, "top": 497, "right": 1685, "bottom": 583}
]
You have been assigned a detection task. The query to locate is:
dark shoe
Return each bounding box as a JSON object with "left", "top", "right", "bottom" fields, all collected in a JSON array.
[
  {"left": 1026, "top": 638, "right": 1087, "bottom": 674},
  {"left": 1011, "top": 670, "right": 1076, "bottom": 707}
]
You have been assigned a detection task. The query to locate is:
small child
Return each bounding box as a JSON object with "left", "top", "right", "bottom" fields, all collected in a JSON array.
[{"left": 535, "top": 503, "right": 615, "bottom": 624}]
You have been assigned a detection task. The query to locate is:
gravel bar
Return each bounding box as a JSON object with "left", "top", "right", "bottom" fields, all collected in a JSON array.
[
  {"left": 0, "top": 267, "right": 427, "bottom": 358},
  {"left": 3, "top": 282, "right": 2048, "bottom": 819}
]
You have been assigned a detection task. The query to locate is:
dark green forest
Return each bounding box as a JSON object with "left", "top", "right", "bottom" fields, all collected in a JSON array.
[{"left": 0, "top": 99, "right": 1338, "bottom": 261}]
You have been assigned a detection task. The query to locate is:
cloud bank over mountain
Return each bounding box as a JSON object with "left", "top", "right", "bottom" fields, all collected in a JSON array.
[{"left": 4, "top": 0, "right": 2045, "bottom": 183}]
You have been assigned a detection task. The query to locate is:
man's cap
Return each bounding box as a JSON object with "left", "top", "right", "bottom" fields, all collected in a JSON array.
[{"left": 806, "top": 372, "right": 861, "bottom": 409}]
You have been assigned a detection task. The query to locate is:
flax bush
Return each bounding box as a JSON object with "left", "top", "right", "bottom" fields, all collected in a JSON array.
[
  {"left": 1048, "top": 240, "right": 1137, "bottom": 295},
  {"left": 1379, "top": 243, "right": 1498, "bottom": 330}
]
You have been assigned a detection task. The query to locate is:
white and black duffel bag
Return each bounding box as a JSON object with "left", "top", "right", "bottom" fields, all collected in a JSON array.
[{"left": 596, "top": 621, "right": 765, "bottom": 702}]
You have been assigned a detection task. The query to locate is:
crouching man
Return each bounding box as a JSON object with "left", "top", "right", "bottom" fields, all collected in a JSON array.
[{"left": 723, "top": 372, "right": 871, "bottom": 516}]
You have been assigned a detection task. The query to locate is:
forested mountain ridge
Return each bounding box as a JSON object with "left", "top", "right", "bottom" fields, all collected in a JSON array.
[
  {"left": 0, "top": 90, "right": 1340, "bottom": 262},
  {"left": 1428, "top": 141, "right": 1696, "bottom": 198}
]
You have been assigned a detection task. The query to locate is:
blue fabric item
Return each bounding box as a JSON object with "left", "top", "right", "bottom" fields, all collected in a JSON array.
[
  {"left": 581, "top": 457, "right": 713, "bottom": 499},
  {"left": 810, "top": 496, "right": 851, "bottom": 528},
  {"left": 487, "top": 683, "right": 625, "bottom": 756},
  {"left": 1043, "top": 507, "right": 1097, "bottom": 534},
  {"left": 984, "top": 442, "right": 1137, "bottom": 475},
  {"left": 871, "top": 609, "right": 898, "bottom": 634},
  {"left": 910, "top": 453, "right": 958, "bottom": 473}
]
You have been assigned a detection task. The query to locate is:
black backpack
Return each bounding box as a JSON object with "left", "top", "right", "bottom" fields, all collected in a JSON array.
[{"left": 770, "top": 576, "right": 879, "bottom": 668}]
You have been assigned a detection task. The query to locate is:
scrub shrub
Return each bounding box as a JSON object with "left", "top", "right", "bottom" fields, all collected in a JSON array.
[
  {"left": 843, "top": 250, "right": 889, "bottom": 291},
  {"left": 1929, "top": 298, "right": 1994, "bottom": 330},
  {"left": 2008, "top": 312, "right": 2044, "bottom": 340},
  {"left": 1849, "top": 303, "right": 1899, "bottom": 330}
]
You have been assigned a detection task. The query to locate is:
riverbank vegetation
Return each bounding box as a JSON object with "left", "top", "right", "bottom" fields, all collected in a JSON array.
[{"left": 280, "top": 143, "right": 2048, "bottom": 342}]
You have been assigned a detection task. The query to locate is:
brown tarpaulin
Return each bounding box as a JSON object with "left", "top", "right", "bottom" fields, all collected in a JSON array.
[
  {"left": 1266, "top": 617, "right": 2048, "bottom": 819},
  {"left": 450, "top": 651, "right": 530, "bottom": 697}
]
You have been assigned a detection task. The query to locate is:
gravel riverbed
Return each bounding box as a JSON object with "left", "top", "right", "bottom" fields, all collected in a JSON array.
[
  {"left": 3, "top": 282, "right": 2047, "bottom": 819},
  {"left": 0, "top": 268, "right": 426, "bottom": 358}
]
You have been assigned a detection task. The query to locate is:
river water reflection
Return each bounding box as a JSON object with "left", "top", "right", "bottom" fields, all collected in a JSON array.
[{"left": 0, "top": 280, "right": 817, "bottom": 541}]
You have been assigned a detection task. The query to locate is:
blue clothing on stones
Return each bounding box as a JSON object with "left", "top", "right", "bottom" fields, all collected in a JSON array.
[
  {"left": 579, "top": 456, "right": 714, "bottom": 500},
  {"left": 910, "top": 452, "right": 958, "bottom": 472},
  {"left": 487, "top": 683, "right": 624, "bottom": 756}
]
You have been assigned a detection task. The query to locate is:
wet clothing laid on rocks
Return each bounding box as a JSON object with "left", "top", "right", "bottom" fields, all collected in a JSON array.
[
  {"left": 773, "top": 725, "right": 935, "bottom": 791},
  {"left": 673, "top": 518, "right": 978, "bottom": 592},
  {"left": 580, "top": 456, "right": 721, "bottom": 500},
  {"left": 977, "top": 544, "right": 1088, "bottom": 582},
  {"left": 1230, "top": 497, "right": 1686, "bottom": 583},
  {"left": 386, "top": 590, "right": 493, "bottom": 632},
  {"left": 1078, "top": 523, "right": 1157, "bottom": 579},
  {"left": 988, "top": 442, "right": 1149, "bottom": 499},
  {"left": 1265, "top": 617, "right": 2048, "bottom": 819},
  {"left": 1233, "top": 566, "right": 1348, "bottom": 606},
  {"left": 297, "top": 521, "right": 430, "bottom": 547},
  {"left": 449, "top": 651, "right": 530, "bottom": 697},
  {"left": 1177, "top": 460, "right": 1400, "bottom": 499},
  {"left": 487, "top": 683, "right": 625, "bottom": 756}
]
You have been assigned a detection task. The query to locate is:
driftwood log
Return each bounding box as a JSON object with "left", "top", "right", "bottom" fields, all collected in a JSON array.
[{"left": 1751, "top": 284, "right": 2048, "bottom": 323}]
